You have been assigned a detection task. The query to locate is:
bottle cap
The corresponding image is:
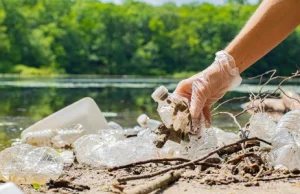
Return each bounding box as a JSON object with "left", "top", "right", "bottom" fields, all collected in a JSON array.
[
  {"left": 137, "top": 114, "right": 149, "bottom": 127},
  {"left": 151, "top": 86, "right": 169, "bottom": 102}
]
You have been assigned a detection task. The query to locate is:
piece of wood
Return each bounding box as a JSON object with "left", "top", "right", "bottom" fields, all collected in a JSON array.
[{"left": 123, "top": 170, "right": 183, "bottom": 194}]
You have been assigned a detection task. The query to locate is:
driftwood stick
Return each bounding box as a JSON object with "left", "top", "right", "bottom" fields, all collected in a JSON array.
[
  {"left": 252, "top": 166, "right": 264, "bottom": 182},
  {"left": 257, "top": 175, "right": 300, "bottom": 182},
  {"left": 108, "top": 158, "right": 220, "bottom": 172},
  {"left": 108, "top": 158, "right": 190, "bottom": 172},
  {"left": 226, "top": 152, "right": 256, "bottom": 165},
  {"left": 123, "top": 170, "right": 184, "bottom": 194},
  {"left": 117, "top": 137, "right": 271, "bottom": 182}
]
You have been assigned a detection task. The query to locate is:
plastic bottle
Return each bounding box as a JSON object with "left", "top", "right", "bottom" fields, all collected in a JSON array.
[
  {"left": 151, "top": 86, "right": 191, "bottom": 142},
  {"left": 21, "top": 97, "right": 109, "bottom": 138},
  {"left": 0, "top": 144, "right": 63, "bottom": 184},
  {"left": 137, "top": 114, "right": 161, "bottom": 131}
]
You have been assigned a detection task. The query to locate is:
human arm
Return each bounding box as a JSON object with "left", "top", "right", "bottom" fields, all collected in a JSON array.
[
  {"left": 226, "top": 0, "right": 300, "bottom": 72},
  {"left": 174, "top": 0, "right": 300, "bottom": 128}
]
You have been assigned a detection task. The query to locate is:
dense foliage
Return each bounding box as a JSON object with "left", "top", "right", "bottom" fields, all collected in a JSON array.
[{"left": 0, "top": 0, "right": 299, "bottom": 76}]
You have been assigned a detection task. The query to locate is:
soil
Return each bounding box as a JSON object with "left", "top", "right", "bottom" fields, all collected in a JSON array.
[
  {"left": 15, "top": 136, "right": 300, "bottom": 194},
  {"left": 19, "top": 160, "right": 300, "bottom": 194}
]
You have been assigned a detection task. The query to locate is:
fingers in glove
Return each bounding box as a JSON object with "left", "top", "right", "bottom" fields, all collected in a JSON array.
[
  {"left": 190, "top": 77, "right": 208, "bottom": 120},
  {"left": 202, "top": 106, "right": 211, "bottom": 128},
  {"left": 173, "top": 79, "right": 192, "bottom": 101}
]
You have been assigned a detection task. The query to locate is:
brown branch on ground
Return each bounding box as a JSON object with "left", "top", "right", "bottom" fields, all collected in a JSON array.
[
  {"left": 108, "top": 158, "right": 190, "bottom": 172},
  {"left": 47, "top": 179, "right": 90, "bottom": 191},
  {"left": 257, "top": 175, "right": 300, "bottom": 182},
  {"left": 117, "top": 137, "right": 271, "bottom": 183},
  {"left": 226, "top": 152, "right": 256, "bottom": 165},
  {"left": 253, "top": 166, "right": 264, "bottom": 182},
  {"left": 108, "top": 158, "right": 220, "bottom": 172},
  {"left": 121, "top": 170, "right": 184, "bottom": 194}
]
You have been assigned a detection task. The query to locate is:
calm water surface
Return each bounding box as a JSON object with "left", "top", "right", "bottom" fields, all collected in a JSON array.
[{"left": 1, "top": 75, "right": 297, "bottom": 150}]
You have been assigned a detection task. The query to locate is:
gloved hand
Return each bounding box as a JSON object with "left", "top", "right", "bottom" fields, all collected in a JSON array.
[{"left": 174, "top": 51, "right": 242, "bottom": 131}]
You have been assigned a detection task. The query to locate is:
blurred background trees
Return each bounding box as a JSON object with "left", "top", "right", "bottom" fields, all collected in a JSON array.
[{"left": 0, "top": 0, "right": 299, "bottom": 77}]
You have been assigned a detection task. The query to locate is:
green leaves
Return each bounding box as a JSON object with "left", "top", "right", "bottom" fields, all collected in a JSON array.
[
  {"left": 0, "top": 0, "right": 298, "bottom": 76},
  {"left": 32, "top": 183, "right": 41, "bottom": 190}
]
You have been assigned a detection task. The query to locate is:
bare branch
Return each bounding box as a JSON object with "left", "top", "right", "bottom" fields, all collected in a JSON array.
[{"left": 211, "top": 96, "right": 247, "bottom": 113}]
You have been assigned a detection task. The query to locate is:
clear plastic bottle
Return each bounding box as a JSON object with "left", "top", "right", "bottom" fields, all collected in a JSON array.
[
  {"left": 137, "top": 114, "right": 161, "bottom": 131},
  {"left": 151, "top": 86, "right": 191, "bottom": 141}
]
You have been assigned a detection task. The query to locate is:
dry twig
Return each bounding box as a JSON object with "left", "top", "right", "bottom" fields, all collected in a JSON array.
[
  {"left": 211, "top": 96, "right": 247, "bottom": 113},
  {"left": 108, "top": 158, "right": 220, "bottom": 172}
]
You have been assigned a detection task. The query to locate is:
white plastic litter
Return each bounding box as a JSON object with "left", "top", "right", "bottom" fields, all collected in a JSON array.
[
  {"left": 268, "top": 110, "right": 300, "bottom": 170},
  {"left": 73, "top": 134, "right": 109, "bottom": 165},
  {"left": 0, "top": 144, "right": 63, "bottom": 184},
  {"left": 152, "top": 86, "right": 191, "bottom": 134},
  {"left": 89, "top": 137, "right": 158, "bottom": 167},
  {"left": 73, "top": 127, "right": 159, "bottom": 167},
  {"left": 180, "top": 128, "right": 218, "bottom": 160},
  {"left": 0, "top": 182, "right": 24, "bottom": 194},
  {"left": 271, "top": 130, "right": 295, "bottom": 149},
  {"left": 108, "top": 121, "right": 123, "bottom": 130},
  {"left": 275, "top": 110, "right": 300, "bottom": 143},
  {"left": 21, "top": 97, "right": 109, "bottom": 137},
  {"left": 158, "top": 140, "right": 181, "bottom": 158},
  {"left": 137, "top": 114, "right": 161, "bottom": 130},
  {"left": 21, "top": 124, "right": 85, "bottom": 148},
  {"left": 59, "top": 150, "right": 75, "bottom": 166},
  {"left": 213, "top": 127, "right": 240, "bottom": 147},
  {"left": 269, "top": 143, "right": 300, "bottom": 170},
  {"left": 248, "top": 113, "right": 276, "bottom": 142}
]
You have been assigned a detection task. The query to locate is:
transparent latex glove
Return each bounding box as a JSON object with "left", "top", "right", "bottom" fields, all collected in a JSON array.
[{"left": 174, "top": 51, "right": 242, "bottom": 129}]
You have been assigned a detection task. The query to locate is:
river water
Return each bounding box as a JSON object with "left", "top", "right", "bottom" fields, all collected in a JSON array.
[{"left": 0, "top": 75, "right": 298, "bottom": 150}]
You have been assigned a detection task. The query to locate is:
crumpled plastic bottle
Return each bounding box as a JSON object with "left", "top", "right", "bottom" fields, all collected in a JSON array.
[
  {"left": 269, "top": 110, "right": 300, "bottom": 169},
  {"left": 248, "top": 113, "right": 276, "bottom": 142},
  {"left": 213, "top": 127, "right": 240, "bottom": 147},
  {"left": 73, "top": 127, "right": 160, "bottom": 167},
  {"left": 21, "top": 124, "right": 85, "bottom": 148},
  {"left": 73, "top": 134, "right": 110, "bottom": 165},
  {"left": 89, "top": 137, "right": 158, "bottom": 167},
  {"left": 0, "top": 144, "right": 63, "bottom": 184},
  {"left": 151, "top": 86, "right": 191, "bottom": 142},
  {"left": 180, "top": 128, "right": 218, "bottom": 160},
  {"left": 269, "top": 143, "right": 300, "bottom": 170},
  {"left": 275, "top": 110, "right": 300, "bottom": 143},
  {"left": 107, "top": 121, "right": 123, "bottom": 130}
]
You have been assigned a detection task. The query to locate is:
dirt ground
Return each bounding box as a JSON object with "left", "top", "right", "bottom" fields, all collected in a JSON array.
[{"left": 19, "top": 162, "right": 300, "bottom": 194}]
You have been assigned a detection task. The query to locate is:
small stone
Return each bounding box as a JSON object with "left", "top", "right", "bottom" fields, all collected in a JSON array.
[{"left": 291, "top": 168, "right": 300, "bottom": 174}]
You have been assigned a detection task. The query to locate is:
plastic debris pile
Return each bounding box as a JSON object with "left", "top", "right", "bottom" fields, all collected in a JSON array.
[
  {"left": 246, "top": 111, "right": 300, "bottom": 170},
  {"left": 2, "top": 94, "right": 300, "bottom": 188},
  {"left": 0, "top": 144, "right": 63, "bottom": 184},
  {"left": 269, "top": 110, "right": 300, "bottom": 170}
]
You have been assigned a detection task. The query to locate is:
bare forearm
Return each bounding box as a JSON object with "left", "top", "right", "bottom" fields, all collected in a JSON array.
[{"left": 225, "top": 0, "right": 300, "bottom": 72}]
